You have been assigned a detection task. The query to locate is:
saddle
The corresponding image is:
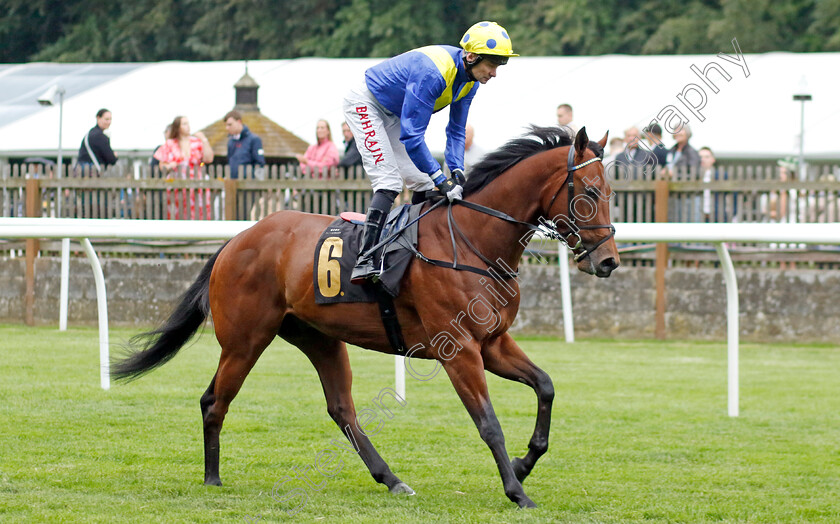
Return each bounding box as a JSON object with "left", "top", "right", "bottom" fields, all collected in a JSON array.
[
  {"left": 313, "top": 203, "right": 421, "bottom": 305},
  {"left": 313, "top": 203, "right": 423, "bottom": 355}
]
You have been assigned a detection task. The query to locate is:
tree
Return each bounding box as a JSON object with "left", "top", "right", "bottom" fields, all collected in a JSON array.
[
  {"left": 0, "top": 0, "right": 78, "bottom": 62},
  {"left": 315, "top": 0, "right": 473, "bottom": 57},
  {"left": 1, "top": 0, "right": 836, "bottom": 62}
]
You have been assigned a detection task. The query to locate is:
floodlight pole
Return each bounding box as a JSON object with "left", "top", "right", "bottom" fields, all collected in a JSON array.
[{"left": 57, "top": 88, "right": 65, "bottom": 181}]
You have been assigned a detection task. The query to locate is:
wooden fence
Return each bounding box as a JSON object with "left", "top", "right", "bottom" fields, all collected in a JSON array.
[
  {"left": 3, "top": 161, "right": 840, "bottom": 264},
  {"left": 1, "top": 163, "right": 374, "bottom": 221},
  {"left": 4, "top": 162, "right": 839, "bottom": 223}
]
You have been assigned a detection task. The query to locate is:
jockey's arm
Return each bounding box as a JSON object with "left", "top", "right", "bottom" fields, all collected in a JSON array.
[
  {"left": 444, "top": 92, "right": 475, "bottom": 174},
  {"left": 399, "top": 72, "right": 445, "bottom": 178}
]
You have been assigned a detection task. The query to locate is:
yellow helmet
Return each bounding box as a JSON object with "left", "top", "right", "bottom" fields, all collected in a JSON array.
[{"left": 460, "top": 21, "right": 518, "bottom": 59}]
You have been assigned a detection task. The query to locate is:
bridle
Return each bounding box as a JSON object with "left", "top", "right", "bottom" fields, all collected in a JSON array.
[
  {"left": 367, "top": 144, "right": 616, "bottom": 280},
  {"left": 542, "top": 145, "right": 616, "bottom": 262}
]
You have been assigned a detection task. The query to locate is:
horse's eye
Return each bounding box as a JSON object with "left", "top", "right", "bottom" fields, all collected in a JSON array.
[{"left": 586, "top": 187, "right": 598, "bottom": 198}]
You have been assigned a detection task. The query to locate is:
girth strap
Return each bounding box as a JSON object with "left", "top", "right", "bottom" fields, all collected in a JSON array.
[{"left": 373, "top": 284, "right": 408, "bottom": 355}]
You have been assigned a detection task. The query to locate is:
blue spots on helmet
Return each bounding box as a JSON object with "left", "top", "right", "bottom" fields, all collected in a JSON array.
[
  {"left": 463, "top": 34, "right": 470, "bottom": 43},
  {"left": 479, "top": 22, "right": 490, "bottom": 27},
  {"left": 487, "top": 39, "right": 497, "bottom": 49},
  {"left": 502, "top": 31, "right": 510, "bottom": 39}
]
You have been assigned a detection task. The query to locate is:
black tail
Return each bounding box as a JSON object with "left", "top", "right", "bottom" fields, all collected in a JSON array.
[{"left": 111, "top": 244, "right": 226, "bottom": 382}]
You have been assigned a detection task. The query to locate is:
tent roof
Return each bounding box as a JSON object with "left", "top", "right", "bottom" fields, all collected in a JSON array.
[{"left": 0, "top": 52, "right": 837, "bottom": 159}]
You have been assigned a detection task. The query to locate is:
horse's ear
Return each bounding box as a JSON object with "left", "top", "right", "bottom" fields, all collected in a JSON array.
[
  {"left": 574, "top": 126, "right": 589, "bottom": 158},
  {"left": 598, "top": 131, "right": 608, "bottom": 148}
]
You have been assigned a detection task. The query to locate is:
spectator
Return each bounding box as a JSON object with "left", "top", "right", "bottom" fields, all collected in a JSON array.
[
  {"left": 666, "top": 124, "right": 701, "bottom": 176},
  {"left": 768, "top": 157, "right": 803, "bottom": 224},
  {"left": 77, "top": 108, "right": 117, "bottom": 176},
  {"left": 150, "top": 125, "right": 171, "bottom": 172},
  {"left": 696, "top": 146, "right": 735, "bottom": 222},
  {"left": 154, "top": 115, "right": 214, "bottom": 219},
  {"left": 338, "top": 122, "right": 363, "bottom": 172},
  {"left": 614, "top": 126, "right": 656, "bottom": 179},
  {"left": 296, "top": 119, "right": 339, "bottom": 178},
  {"left": 463, "top": 123, "right": 487, "bottom": 172},
  {"left": 556, "top": 103, "right": 578, "bottom": 134},
  {"left": 225, "top": 110, "right": 265, "bottom": 179},
  {"left": 603, "top": 137, "right": 625, "bottom": 167},
  {"left": 766, "top": 157, "right": 807, "bottom": 268},
  {"left": 643, "top": 123, "right": 669, "bottom": 167}
]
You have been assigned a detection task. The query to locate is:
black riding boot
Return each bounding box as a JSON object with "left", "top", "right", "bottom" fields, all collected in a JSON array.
[{"left": 351, "top": 190, "right": 397, "bottom": 284}]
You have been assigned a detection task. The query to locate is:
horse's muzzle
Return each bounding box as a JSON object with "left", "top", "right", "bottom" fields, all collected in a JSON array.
[{"left": 595, "top": 256, "right": 619, "bottom": 278}]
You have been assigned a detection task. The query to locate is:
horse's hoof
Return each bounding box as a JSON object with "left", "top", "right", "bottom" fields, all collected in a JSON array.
[
  {"left": 389, "top": 482, "right": 415, "bottom": 495},
  {"left": 517, "top": 496, "right": 537, "bottom": 509},
  {"left": 204, "top": 477, "right": 223, "bottom": 486}
]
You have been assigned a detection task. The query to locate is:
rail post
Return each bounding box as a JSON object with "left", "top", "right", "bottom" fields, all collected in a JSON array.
[
  {"left": 25, "top": 177, "right": 40, "bottom": 325},
  {"left": 654, "top": 173, "right": 669, "bottom": 339},
  {"left": 224, "top": 178, "right": 237, "bottom": 220}
]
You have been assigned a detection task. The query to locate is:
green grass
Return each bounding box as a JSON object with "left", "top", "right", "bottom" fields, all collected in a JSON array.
[{"left": 0, "top": 325, "right": 838, "bottom": 523}]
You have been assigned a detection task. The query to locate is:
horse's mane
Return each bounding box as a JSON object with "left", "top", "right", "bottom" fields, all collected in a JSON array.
[{"left": 463, "top": 125, "right": 604, "bottom": 197}]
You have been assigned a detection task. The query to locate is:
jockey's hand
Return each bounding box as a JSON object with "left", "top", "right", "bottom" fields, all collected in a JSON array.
[
  {"left": 435, "top": 177, "right": 463, "bottom": 201},
  {"left": 451, "top": 168, "right": 466, "bottom": 185}
]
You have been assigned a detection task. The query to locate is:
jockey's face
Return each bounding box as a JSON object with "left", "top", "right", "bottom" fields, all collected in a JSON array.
[{"left": 467, "top": 53, "right": 499, "bottom": 84}]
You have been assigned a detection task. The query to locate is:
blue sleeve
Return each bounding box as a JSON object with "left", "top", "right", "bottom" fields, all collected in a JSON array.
[
  {"left": 444, "top": 87, "right": 476, "bottom": 172},
  {"left": 251, "top": 136, "right": 265, "bottom": 166},
  {"left": 399, "top": 70, "right": 445, "bottom": 175},
  {"left": 227, "top": 138, "right": 234, "bottom": 160}
]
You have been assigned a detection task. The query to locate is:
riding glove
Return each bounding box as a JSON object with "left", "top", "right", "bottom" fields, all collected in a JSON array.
[{"left": 431, "top": 170, "right": 464, "bottom": 202}]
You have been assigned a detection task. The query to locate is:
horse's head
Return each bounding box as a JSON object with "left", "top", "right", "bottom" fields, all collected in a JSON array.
[{"left": 545, "top": 127, "right": 619, "bottom": 277}]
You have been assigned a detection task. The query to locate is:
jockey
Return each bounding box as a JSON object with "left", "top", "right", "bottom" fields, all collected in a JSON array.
[{"left": 343, "top": 21, "right": 517, "bottom": 284}]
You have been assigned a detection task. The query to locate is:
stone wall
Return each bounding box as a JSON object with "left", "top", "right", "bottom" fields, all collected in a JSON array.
[
  {"left": 513, "top": 264, "right": 840, "bottom": 342},
  {"left": 2, "top": 256, "right": 839, "bottom": 343}
]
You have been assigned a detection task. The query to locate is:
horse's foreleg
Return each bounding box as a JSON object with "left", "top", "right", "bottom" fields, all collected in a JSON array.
[
  {"left": 443, "top": 350, "right": 536, "bottom": 508},
  {"left": 482, "top": 333, "right": 554, "bottom": 483},
  {"left": 283, "top": 321, "right": 412, "bottom": 495}
]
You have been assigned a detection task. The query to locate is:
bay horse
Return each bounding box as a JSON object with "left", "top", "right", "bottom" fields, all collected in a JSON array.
[{"left": 113, "top": 126, "right": 619, "bottom": 509}]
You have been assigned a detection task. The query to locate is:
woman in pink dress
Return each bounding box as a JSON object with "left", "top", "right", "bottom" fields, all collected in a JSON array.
[
  {"left": 296, "top": 119, "right": 339, "bottom": 178},
  {"left": 154, "top": 116, "right": 215, "bottom": 219}
]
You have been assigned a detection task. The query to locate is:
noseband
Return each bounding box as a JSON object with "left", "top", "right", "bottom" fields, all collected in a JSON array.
[{"left": 543, "top": 146, "right": 616, "bottom": 262}]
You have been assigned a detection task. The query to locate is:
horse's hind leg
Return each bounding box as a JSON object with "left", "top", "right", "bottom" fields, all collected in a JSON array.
[
  {"left": 201, "top": 331, "right": 275, "bottom": 486},
  {"left": 482, "top": 333, "right": 554, "bottom": 483},
  {"left": 200, "top": 373, "right": 220, "bottom": 484},
  {"left": 280, "top": 316, "right": 412, "bottom": 495}
]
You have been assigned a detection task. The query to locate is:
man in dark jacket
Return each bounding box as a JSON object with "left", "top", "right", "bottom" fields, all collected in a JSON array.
[
  {"left": 643, "top": 123, "right": 669, "bottom": 167},
  {"left": 338, "top": 122, "right": 363, "bottom": 171},
  {"left": 77, "top": 108, "right": 117, "bottom": 174},
  {"left": 225, "top": 110, "right": 265, "bottom": 179}
]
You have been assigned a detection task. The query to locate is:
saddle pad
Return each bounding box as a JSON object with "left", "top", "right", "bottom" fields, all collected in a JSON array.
[{"left": 313, "top": 204, "right": 420, "bottom": 304}]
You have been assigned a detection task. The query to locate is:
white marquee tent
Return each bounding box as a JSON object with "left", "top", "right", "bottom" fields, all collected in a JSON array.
[{"left": 1, "top": 46, "right": 838, "bottom": 160}]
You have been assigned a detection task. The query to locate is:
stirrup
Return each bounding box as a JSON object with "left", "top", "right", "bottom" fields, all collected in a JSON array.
[{"left": 350, "top": 256, "right": 380, "bottom": 285}]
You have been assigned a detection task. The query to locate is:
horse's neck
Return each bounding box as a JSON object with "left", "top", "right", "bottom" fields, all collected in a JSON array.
[{"left": 457, "top": 157, "right": 552, "bottom": 268}]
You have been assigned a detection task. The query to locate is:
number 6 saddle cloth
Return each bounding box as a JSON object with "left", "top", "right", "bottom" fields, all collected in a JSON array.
[{"left": 313, "top": 203, "right": 420, "bottom": 304}]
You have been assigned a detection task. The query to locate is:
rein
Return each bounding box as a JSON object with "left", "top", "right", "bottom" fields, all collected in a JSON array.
[
  {"left": 435, "top": 145, "right": 616, "bottom": 274},
  {"left": 366, "top": 145, "right": 616, "bottom": 280}
]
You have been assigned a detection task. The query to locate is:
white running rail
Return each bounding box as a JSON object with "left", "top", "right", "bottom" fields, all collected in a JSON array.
[{"left": 3, "top": 218, "right": 839, "bottom": 415}]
